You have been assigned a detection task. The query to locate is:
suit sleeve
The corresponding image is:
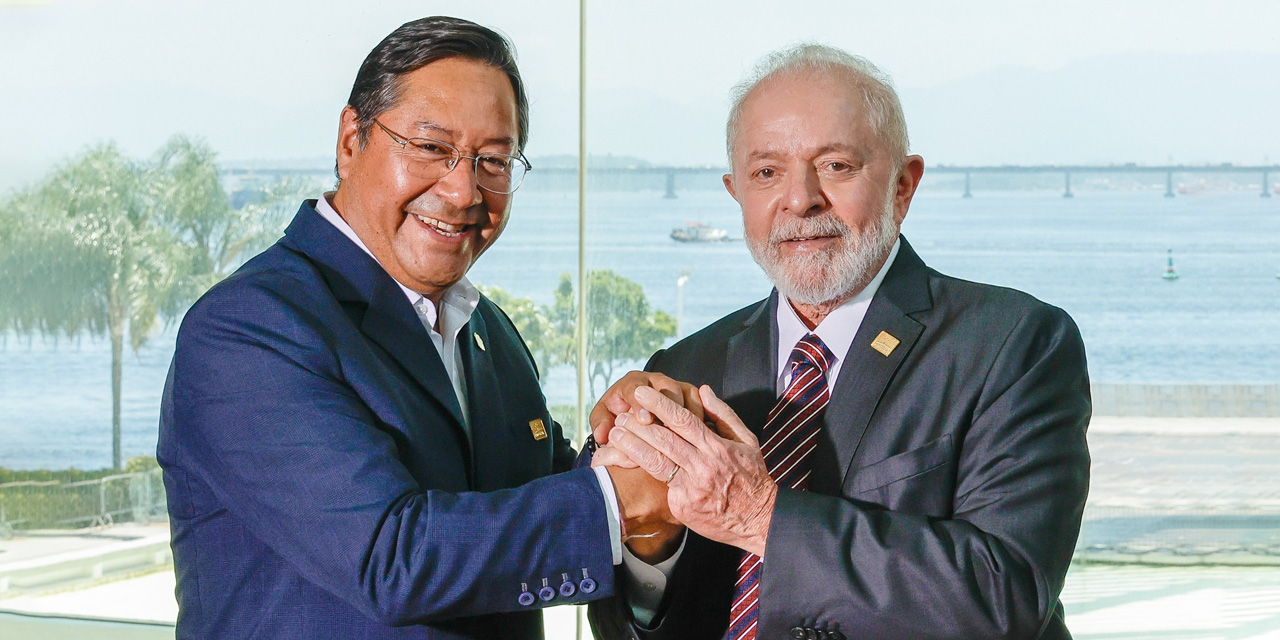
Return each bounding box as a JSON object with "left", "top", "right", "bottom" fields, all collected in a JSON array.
[
  {"left": 756, "top": 304, "right": 1090, "bottom": 639},
  {"left": 168, "top": 280, "right": 615, "bottom": 625}
]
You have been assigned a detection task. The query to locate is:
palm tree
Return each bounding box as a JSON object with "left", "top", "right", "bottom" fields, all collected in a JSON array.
[
  {"left": 0, "top": 137, "right": 305, "bottom": 470},
  {"left": 0, "top": 143, "right": 192, "bottom": 469},
  {"left": 154, "top": 136, "right": 302, "bottom": 286}
]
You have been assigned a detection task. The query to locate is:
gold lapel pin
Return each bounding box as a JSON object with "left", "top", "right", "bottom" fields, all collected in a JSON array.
[
  {"left": 474, "top": 333, "right": 486, "bottom": 351},
  {"left": 528, "top": 418, "right": 548, "bottom": 441},
  {"left": 870, "top": 330, "right": 900, "bottom": 357}
]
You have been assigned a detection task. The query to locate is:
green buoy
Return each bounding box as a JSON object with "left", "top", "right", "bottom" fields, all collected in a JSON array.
[{"left": 1163, "top": 249, "right": 1179, "bottom": 281}]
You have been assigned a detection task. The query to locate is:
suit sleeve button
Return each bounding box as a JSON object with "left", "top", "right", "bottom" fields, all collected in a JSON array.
[
  {"left": 538, "top": 585, "right": 556, "bottom": 601},
  {"left": 559, "top": 581, "right": 577, "bottom": 597},
  {"left": 518, "top": 591, "right": 536, "bottom": 606},
  {"left": 829, "top": 632, "right": 846, "bottom": 640},
  {"left": 579, "top": 577, "right": 597, "bottom": 594},
  {"left": 806, "top": 630, "right": 818, "bottom": 640},
  {"left": 790, "top": 628, "right": 806, "bottom": 639}
]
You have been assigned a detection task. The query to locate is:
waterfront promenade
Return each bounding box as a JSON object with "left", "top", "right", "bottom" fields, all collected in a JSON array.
[{"left": 2, "top": 416, "right": 1278, "bottom": 638}]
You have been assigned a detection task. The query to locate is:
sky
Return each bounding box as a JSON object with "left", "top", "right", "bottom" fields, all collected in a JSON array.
[{"left": 1, "top": 0, "right": 1278, "bottom": 192}]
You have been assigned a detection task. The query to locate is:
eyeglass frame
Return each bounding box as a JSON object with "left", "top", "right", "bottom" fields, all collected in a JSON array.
[{"left": 372, "top": 119, "right": 532, "bottom": 194}]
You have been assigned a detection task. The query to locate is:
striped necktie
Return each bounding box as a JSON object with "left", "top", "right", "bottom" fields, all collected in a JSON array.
[{"left": 727, "top": 333, "right": 834, "bottom": 640}]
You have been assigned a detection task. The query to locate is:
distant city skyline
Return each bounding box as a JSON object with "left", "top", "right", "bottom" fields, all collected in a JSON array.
[{"left": 2, "top": 0, "right": 1278, "bottom": 193}]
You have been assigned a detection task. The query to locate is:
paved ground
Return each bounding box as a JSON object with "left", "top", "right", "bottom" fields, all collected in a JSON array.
[
  {"left": 0, "top": 417, "right": 1277, "bottom": 638},
  {"left": 1064, "top": 565, "right": 1280, "bottom": 640}
]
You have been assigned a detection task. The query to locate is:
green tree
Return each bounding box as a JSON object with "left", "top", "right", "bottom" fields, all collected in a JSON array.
[
  {"left": 477, "top": 284, "right": 555, "bottom": 377},
  {"left": 156, "top": 137, "right": 306, "bottom": 288},
  {"left": 476, "top": 272, "right": 675, "bottom": 402},
  {"left": 552, "top": 270, "right": 676, "bottom": 399},
  {"left": 0, "top": 137, "right": 302, "bottom": 470}
]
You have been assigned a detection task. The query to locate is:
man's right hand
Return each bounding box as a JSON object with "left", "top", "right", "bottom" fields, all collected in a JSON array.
[
  {"left": 590, "top": 371, "right": 704, "bottom": 445},
  {"left": 599, "top": 456, "right": 685, "bottom": 564}
]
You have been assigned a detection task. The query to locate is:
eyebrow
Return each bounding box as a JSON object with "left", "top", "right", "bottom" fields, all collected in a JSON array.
[
  {"left": 412, "top": 121, "right": 517, "bottom": 150},
  {"left": 746, "top": 149, "right": 784, "bottom": 162}
]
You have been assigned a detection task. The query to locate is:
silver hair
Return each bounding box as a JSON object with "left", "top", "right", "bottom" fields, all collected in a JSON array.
[{"left": 725, "top": 43, "right": 909, "bottom": 168}]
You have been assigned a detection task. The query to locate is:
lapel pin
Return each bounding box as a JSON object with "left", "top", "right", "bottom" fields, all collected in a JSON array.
[
  {"left": 870, "top": 330, "right": 900, "bottom": 357},
  {"left": 474, "top": 333, "right": 485, "bottom": 351},
  {"left": 528, "top": 418, "right": 548, "bottom": 441}
]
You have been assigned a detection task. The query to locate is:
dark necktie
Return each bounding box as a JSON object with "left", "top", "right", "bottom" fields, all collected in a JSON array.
[{"left": 727, "top": 333, "right": 834, "bottom": 640}]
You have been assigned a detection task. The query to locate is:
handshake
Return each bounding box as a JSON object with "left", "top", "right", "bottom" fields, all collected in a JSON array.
[{"left": 588, "top": 372, "right": 778, "bottom": 563}]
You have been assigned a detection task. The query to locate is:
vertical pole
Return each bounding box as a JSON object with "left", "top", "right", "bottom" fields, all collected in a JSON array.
[
  {"left": 98, "top": 478, "right": 107, "bottom": 527},
  {"left": 575, "top": 2, "right": 588, "bottom": 638},
  {"left": 1063, "top": 171, "right": 1074, "bottom": 198},
  {"left": 664, "top": 170, "right": 677, "bottom": 199},
  {"left": 962, "top": 171, "right": 972, "bottom": 198},
  {"left": 1165, "top": 170, "right": 1175, "bottom": 198},
  {"left": 1263, "top": 170, "right": 1272, "bottom": 198},
  {"left": 575, "top": 0, "right": 588, "bottom": 448}
]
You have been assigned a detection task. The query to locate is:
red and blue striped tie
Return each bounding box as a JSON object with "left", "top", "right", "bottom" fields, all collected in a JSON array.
[{"left": 727, "top": 333, "right": 834, "bottom": 640}]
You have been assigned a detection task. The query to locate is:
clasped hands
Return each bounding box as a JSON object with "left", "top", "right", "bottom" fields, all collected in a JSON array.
[{"left": 590, "top": 372, "right": 778, "bottom": 563}]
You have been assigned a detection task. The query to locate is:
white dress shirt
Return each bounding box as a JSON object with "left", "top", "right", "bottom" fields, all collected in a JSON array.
[{"left": 314, "top": 195, "right": 479, "bottom": 431}]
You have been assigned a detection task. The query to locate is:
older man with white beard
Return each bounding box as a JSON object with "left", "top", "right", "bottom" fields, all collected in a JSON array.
[{"left": 587, "top": 44, "right": 1091, "bottom": 640}]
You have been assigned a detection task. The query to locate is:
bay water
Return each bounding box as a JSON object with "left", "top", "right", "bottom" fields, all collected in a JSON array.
[{"left": 2, "top": 186, "right": 1278, "bottom": 470}]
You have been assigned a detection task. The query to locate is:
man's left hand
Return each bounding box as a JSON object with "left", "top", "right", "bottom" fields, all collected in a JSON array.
[{"left": 608, "top": 384, "right": 777, "bottom": 557}]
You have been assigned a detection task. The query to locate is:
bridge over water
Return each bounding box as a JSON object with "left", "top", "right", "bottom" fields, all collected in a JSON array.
[
  {"left": 933, "top": 164, "right": 1280, "bottom": 199},
  {"left": 222, "top": 163, "right": 1280, "bottom": 199}
]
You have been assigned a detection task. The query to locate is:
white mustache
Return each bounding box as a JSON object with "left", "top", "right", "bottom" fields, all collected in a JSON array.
[{"left": 768, "top": 214, "right": 851, "bottom": 245}]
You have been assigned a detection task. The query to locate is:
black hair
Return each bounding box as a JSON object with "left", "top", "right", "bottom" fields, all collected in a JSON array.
[{"left": 346, "top": 16, "right": 529, "bottom": 152}]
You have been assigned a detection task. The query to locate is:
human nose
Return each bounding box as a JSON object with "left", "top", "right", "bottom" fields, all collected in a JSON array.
[
  {"left": 779, "top": 165, "right": 826, "bottom": 216},
  {"left": 432, "top": 154, "right": 484, "bottom": 209}
]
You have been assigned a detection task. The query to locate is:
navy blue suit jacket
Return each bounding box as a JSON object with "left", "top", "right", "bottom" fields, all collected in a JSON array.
[{"left": 158, "top": 202, "right": 614, "bottom": 639}]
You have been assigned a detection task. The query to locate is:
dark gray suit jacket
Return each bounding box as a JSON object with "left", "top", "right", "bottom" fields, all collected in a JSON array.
[{"left": 591, "top": 237, "right": 1090, "bottom": 640}]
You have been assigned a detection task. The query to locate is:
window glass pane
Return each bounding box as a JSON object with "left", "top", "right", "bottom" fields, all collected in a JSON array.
[
  {"left": 584, "top": 2, "right": 1280, "bottom": 638},
  {"left": 0, "top": 2, "right": 587, "bottom": 636},
  {"left": 3, "top": 1, "right": 1279, "bottom": 637}
]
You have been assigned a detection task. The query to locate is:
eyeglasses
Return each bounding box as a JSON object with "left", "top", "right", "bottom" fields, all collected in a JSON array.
[{"left": 374, "top": 120, "right": 531, "bottom": 194}]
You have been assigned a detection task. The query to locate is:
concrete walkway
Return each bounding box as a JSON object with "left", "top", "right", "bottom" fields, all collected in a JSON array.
[{"left": 0, "top": 417, "right": 1276, "bottom": 638}]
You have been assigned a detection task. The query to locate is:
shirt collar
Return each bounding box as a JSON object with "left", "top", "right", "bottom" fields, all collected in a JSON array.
[
  {"left": 313, "top": 193, "right": 480, "bottom": 331},
  {"left": 776, "top": 237, "right": 901, "bottom": 373}
]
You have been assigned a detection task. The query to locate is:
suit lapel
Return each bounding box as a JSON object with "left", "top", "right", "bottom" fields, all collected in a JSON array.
[
  {"left": 281, "top": 202, "right": 469, "bottom": 439},
  {"left": 721, "top": 294, "right": 779, "bottom": 440},
  {"left": 358, "top": 279, "right": 469, "bottom": 432},
  {"left": 823, "top": 238, "right": 933, "bottom": 489},
  {"left": 458, "top": 309, "right": 516, "bottom": 491}
]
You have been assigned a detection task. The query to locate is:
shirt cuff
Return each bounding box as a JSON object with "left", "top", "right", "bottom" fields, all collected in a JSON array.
[
  {"left": 621, "top": 531, "right": 686, "bottom": 627},
  {"left": 591, "top": 465, "right": 624, "bottom": 565}
]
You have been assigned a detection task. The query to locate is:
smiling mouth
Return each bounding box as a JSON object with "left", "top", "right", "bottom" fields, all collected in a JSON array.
[{"left": 412, "top": 213, "right": 470, "bottom": 238}]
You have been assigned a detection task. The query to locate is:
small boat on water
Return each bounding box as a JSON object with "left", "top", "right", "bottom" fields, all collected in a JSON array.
[{"left": 671, "top": 222, "right": 728, "bottom": 242}]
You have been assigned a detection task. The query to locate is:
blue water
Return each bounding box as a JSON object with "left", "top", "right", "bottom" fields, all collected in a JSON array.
[{"left": 2, "top": 187, "right": 1278, "bottom": 470}]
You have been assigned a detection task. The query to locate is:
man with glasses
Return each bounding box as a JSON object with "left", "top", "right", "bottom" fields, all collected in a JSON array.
[{"left": 157, "top": 17, "right": 676, "bottom": 639}]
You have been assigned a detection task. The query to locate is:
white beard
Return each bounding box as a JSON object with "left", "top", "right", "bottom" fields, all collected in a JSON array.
[{"left": 746, "top": 190, "right": 899, "bottom": 307}]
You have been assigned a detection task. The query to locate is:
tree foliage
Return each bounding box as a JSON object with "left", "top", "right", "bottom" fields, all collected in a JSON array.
[
  {"left": 482, "top": 270, "right": 676, "bottom": 400},
  {"left": 0, "top": 136, "right": 305, "bottom": 469}
]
